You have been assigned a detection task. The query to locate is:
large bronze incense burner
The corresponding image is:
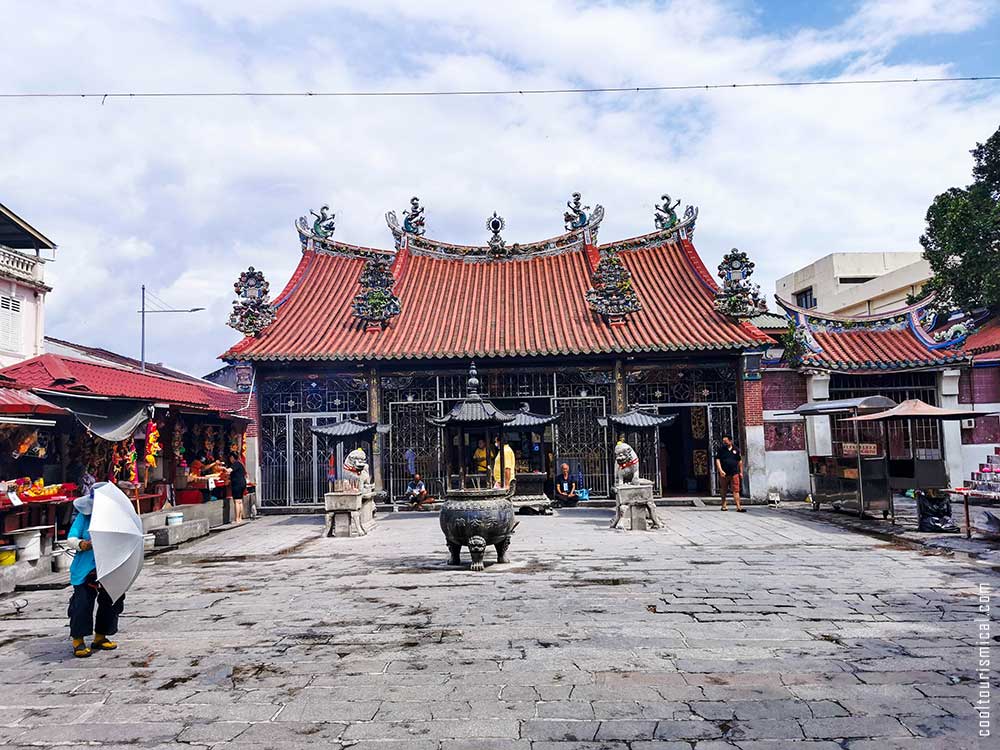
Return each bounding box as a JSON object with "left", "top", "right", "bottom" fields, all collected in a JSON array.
[{"left": 429, "top": 363, "right": 517, "bottom": 571}]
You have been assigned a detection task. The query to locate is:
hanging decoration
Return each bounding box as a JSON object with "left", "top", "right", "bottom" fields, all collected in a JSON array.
[
  {"left": 352, "top": 255, "right": 402, "bottom": 326},
  {"left": 402, "top": 196, "right": 426, "bottom": 235},
  {"left": 144, "top": 421, "right": 162, "bottom": 468},
  {"left": 713, "top": 248, "right": 767, "bottom": 319},
  {"left": 585, "top": 248, "right": 642, "bottom": 322},
  {"left": 227, "top": 266, "right": 277, "bottom": 337}
]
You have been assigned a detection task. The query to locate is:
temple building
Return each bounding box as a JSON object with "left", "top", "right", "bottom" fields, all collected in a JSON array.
[
  {"left": 222, "top": 196, "right": 779, "bottom": 508},
  {"left": 761, "top": 296, "right": 1000, "bottom": 497}
]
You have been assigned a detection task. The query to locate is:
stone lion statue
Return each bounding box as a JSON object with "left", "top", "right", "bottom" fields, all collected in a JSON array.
[
  {"left": 343, "top": 447, "right": 372, "bottom": 491},
  {"left": 610, "top": 438, "right": 663, "bottom": 530}
]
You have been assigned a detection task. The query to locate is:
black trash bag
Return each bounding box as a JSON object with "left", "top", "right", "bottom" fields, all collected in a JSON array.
[{"left": 915, "top": 490, "right": 960, "bottom": 533}]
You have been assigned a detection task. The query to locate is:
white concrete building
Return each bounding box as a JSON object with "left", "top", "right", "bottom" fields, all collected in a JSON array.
[
  {"left": 0, "top": 203, "right": 56, "bottom": 368},
  {"left": 776, "top": 252, "right": 931, "bottom": 316}
]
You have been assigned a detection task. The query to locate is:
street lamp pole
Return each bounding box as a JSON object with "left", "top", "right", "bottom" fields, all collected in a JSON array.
[{"left": 138, "top": 285, "right": 205, "bottom": 372}]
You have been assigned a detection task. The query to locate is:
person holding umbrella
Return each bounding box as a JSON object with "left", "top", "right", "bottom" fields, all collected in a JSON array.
[{"left": 65, "top": 483, "right": 144, "bottom": 658}]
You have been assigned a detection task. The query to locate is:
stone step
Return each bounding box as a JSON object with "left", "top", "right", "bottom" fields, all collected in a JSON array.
[{"left": 149, "top": 518, "right": 210, "bottom": 547}]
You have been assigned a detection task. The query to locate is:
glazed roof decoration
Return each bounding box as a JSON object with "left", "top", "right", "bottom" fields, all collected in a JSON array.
[
  {"left": 776, "top": 294, "right": 969, "bottom": 372},
  {"left": 387, "top": 192, "right": 605, "bottom": 261},
  {"left": 227, "top": 267, "right": 276, "bottom": 338},
  {"left": 352, "top": 254, "right": 401, "bottom": 328},
  {"left": 223, "top": 194, "right": 773, "bottom": 362},
  {"left": 713, "top": 248, "right": 767, "bottom": 319}
]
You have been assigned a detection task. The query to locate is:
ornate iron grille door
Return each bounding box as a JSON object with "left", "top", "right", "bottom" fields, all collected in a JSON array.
[
  {"left": 387, "top": 401, "right": 443, "bottom": 499},
  {"left": 708, "top": 405, "right": 736, "bottom": 495},
  {"left": 312, "top": 412, "right": 367, "bottom": 500},
  {"left": 259, "top": 415, "right": 288, "bottom": 507},
  {"left": 290, "top": 416, "right": 316, "bottom": 504},
  {"left": 630, "top": 406, "right": 662, "bottom": 495},
  {"left": 554, "top": 396, "right": 609, "bottom": 497}
]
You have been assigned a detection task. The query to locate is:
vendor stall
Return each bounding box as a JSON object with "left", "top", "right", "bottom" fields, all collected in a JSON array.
[
  {"left": 792, "top": 396, "right": 896, "bottom": 519},
  {"left": 841, "top": 399, "right": 995, "bottom": 537}
]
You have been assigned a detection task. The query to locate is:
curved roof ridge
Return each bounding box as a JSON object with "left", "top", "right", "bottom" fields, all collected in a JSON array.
[{"left": 775, "top": 293, "right": 936, "bottom": 325}]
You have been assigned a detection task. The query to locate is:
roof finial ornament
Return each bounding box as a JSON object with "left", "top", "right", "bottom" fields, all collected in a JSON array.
[
  {"left": 654, "top": 194, "right": 681, "bottom": 230},
  {"left": 564, "top": 192, "right": 590, "bottom": 231},
  {"left": 467, "top": 362, "right": 481, "bottom": 398},
  {"left": 228, "top": 267, "right": 277, "bottom": 337},
  {"left": 310, "top": 205, "right": 336, "bottom": 238},
  {"left": 402, "top": 196, "right": 426, "bottom": 235},
  {"left": 486, "top": 212, "right": 507, "bottom": 257},
  {"left": 713, "top": 248, "right": 767, "bottom": 319}
]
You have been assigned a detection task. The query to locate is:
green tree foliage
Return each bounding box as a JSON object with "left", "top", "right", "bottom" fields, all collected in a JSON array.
[{"left": 920, "top": 126, "right": 1000, "bottom": 313}]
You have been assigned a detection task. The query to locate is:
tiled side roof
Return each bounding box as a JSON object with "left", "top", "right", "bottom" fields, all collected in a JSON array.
[
  {"left": 802, "top": 330, "right": 967, "bottom": 371},
  {"left": 963, "top": 317, "right": 1000, "bottom": 358},
  {"left": 0, "top": 354, "right": 241, "bottom": 412},
  {"left": 223, "top": 237, "right": 772, "bottom": 362}
]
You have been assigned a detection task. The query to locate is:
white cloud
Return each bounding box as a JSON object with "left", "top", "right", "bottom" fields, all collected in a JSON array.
[{"left": 1, "top": 0, "right": 998, "bottom": 374}]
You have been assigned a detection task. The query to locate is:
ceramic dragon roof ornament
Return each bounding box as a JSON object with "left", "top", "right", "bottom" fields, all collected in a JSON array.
[
  {"left": 653, "top": 194, "right": 698, "bottom": 240},
  {"left": 564, "top": 192, "right": 590, "bottom": 231},
  {"left": 402, "top": 196, "right": 426, "bottom": 235},
  {"left": 713, "top": 248, "right": 767, "bottom": 319},
  {"left": 228, "top": 266, "right": 277, "bottom": 337}
]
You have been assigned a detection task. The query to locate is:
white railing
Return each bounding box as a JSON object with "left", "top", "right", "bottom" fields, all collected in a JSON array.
[{"left": 0, "top": 245, "right": 42, "bottom": 283}]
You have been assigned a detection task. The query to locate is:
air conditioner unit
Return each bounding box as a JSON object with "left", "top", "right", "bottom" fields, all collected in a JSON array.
[{"left": 961, "top": 418, "right": 976, "bottom": 430}]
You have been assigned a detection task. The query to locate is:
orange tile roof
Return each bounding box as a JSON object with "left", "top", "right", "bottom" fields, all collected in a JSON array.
[{"left": 224, "top": 236, "right": 771, "bottom": 362}]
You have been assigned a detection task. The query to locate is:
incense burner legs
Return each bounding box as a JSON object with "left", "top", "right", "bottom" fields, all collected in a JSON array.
[{"left": 440, "top": 494, "right": 515, "bottom": 571}]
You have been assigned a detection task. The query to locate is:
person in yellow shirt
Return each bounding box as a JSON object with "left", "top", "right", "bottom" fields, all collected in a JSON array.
[
  {"left": 472, "top": 439, "right": 489, "bottom": 474},
  {"left": 492, "top": 436, "right": 515, "bottom": 488}
]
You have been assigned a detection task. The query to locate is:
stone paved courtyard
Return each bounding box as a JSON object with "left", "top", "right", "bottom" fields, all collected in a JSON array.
[{"left": 0, "top": 507, "right": 996, "bottom": 749}]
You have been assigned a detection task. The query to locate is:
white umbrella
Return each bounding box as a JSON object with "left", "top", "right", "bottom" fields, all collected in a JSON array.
[{"left": 89, "top": 482, "right": 144, "bottom": 602}]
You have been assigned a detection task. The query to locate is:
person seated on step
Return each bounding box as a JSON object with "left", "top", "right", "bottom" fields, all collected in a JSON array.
[
  {"left": 405, "top": 473, "right": 431, "bottom": 510},
  {"left": 554, "top": 463, "right": 578, "bottom": 507}
]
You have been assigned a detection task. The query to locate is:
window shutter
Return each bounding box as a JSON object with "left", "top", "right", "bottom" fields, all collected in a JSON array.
[{"left": 0, "top": 295, "right": 23, "bottom": 352}]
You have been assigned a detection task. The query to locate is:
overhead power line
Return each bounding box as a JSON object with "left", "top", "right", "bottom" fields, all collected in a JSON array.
[{"left": 0, "top": 75, "right": 997, "bottom": 101}]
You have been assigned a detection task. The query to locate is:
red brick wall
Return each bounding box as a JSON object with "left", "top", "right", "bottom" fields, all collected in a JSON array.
[
  {"left": 765, "top": 422, "right": 806, "bottom": 451},
  {"left": 959, "top": 367, "right": 1000, "bottom": 404},
  {"left": 762, "top": 370, "right": 807, "bottom": 411},
  {"left": 962, "top": 416, "right": 1000, "bottom": 445},
  {"left": 741, "top": 379, "right": 763, "bottom": 427}
]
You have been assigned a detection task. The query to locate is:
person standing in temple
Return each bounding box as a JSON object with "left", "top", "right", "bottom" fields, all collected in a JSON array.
[
  {"left": 472, "top": 439, "right": 489, "bottom": 475},
  {"left": 715, "top": 435, "right": 745, "bottom": 512},
  {"left": 493, "top": 436, "right": 515, "bottom": 489},
  {"left": 228, "top": 451, "right": 247, "bottom": 523}
]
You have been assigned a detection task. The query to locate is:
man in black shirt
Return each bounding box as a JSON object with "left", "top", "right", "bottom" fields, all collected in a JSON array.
[
  {"left": 554, "top": 463, "right": 578, "bottom": 507},
  {"left": 714, "top": 435, "right": 745, "bottom": 512}
]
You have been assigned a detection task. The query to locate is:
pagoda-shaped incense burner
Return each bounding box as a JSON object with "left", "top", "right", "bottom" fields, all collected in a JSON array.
[{"left": 427, "top": 364, "right": 517, "bottom": 571}]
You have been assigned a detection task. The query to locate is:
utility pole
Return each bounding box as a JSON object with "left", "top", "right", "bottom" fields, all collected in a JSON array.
[
  {"left": 141, "top": 285, "right": 146, "bottom": 372},
  {"left": 138, "top": 285, "right": 205, "bottom": 372}
]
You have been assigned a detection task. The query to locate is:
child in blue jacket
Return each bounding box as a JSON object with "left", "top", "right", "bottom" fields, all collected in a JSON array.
[{"left": 66, "top": 493, "right": 124, "bottom": 658}]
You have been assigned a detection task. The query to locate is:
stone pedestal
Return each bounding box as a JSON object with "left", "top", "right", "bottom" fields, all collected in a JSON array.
[
  {"left": 611, "top": 480, "right": 662, "bottom": 531},
  {"left": 325, "top": 490, "right": 376, "bottom": 537}
]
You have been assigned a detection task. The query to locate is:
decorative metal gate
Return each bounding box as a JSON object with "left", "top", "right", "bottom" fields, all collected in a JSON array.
[
  {"left": 554, "top": 396, "right": 609, "bottom": 497},
  {"left": 260, "top": 415, "right": 288, "bottom": 507},
  {"left": 708, "top": 405, "right": 736, "bottom": 495},
  {"left": 259, "top": 412, "right": 366, "bottom": 506},
  {"left": 387, "top": 401, "right": 442, "bottom": 499}
]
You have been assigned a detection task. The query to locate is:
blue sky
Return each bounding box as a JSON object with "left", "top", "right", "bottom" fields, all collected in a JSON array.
[{"left": 1, "top": 0, "right": 999, "bottom": 375}]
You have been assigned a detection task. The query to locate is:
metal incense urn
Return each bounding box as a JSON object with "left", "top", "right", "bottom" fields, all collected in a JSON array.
[
  {"left": 428, "top": 363, "right": 517, "bottom": 571},
  {"left": 439, "top": 486, "right": 516, "bottom": 571}
]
